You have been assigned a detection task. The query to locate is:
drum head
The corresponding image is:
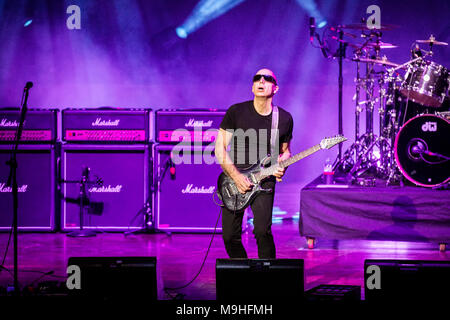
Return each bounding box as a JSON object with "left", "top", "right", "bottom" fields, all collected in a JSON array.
[{"left": 395, "top": 114, "right": 450, "bottom": 187}]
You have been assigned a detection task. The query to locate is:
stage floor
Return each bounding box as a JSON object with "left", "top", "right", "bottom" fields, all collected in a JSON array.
[{"left": 0, "top": 218, "right": 448, "bottom": 300}]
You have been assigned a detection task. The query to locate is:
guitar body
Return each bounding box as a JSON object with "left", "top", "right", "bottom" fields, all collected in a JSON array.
[
  {"left": 217, "top": 161, "right": 268, "bottom": 212},
  {"left": 216, "top": 135, "right": 347, "bottom": 212}
]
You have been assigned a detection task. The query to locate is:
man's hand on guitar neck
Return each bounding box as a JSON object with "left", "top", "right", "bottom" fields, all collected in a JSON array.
[
  {"left": 273, "top": 167, "right": 285, "bottom": 182},
  {"left": 274, "top": 145, "right": 291, "bottom": 182}
]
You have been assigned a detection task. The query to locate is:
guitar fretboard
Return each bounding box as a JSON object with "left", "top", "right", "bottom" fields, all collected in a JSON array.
[{"left": 255, "top": 144, "right": 322, "bottom": 181}]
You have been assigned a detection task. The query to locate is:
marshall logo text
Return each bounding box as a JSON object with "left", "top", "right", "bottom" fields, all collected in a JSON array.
[
  {"left": 182, "top": 184, "right": 215, "bottom": 194},
  {"left": 0, "top": 119, "right": 20, "bottom": 127},
  {"left": 184, "top": 119, "right": 213, "bottom": 128},
  {"left": 0, "top": 183, "right": 28, "bottom": 193},
  {"left": 88, "top": 185, "right": 123, "bottom": 193},
  {"left": 91, "top": 118, "right": 120, "bottom": 127}
]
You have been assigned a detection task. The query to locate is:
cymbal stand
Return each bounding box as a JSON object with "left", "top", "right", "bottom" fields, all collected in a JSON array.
[{"left": 355, "top": 60, "right": 362, "bottom": 143}]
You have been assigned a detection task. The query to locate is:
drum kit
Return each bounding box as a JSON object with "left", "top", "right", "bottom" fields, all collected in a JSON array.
[{"left": 318, "top": 23, "right": 450, "bottom": 188}]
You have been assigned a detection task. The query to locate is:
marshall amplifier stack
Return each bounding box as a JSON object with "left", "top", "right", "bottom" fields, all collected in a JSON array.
[
  {"left": 60, "top": 108, "right": 152, "bottom": 232},
  {"left": 0, "top": 106, "right": 227, "bottom": 234},
  {"left": 0, "top": 108, "right": 58, "bottom": 230},
  {"left": 153, "top": 109, "right": 225, "bottom": 232}
]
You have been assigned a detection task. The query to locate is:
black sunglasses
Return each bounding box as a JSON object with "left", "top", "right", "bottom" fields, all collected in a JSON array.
[{"left": 252, "top": 74, "right": 277, "bottom": 85}]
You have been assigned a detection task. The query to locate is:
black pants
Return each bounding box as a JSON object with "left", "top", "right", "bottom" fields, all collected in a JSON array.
[{"left": 222, "top": 179, "right": 276, "bottom": 259}]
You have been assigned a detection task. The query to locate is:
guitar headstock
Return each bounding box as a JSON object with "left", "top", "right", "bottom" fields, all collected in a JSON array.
[{"left": 319, "top": 135, "right": 347, "bottom": 149}]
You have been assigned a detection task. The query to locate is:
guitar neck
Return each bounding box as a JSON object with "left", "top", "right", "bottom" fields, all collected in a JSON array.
[
  {"left": 257, "top": 144, "right": 322, "bottom": 181},
  {"left": 279, "top": 144, "right": 322, "bottom": 169}
]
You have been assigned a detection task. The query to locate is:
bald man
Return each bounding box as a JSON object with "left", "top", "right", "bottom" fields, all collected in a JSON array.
[{"left": 215, "top": 68, "right": 293, "bottom": 259}]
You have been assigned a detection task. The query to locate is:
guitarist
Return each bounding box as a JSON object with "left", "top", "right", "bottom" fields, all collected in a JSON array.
[{"left": 215, "top": 68, "right": 293, "bottom": 259}]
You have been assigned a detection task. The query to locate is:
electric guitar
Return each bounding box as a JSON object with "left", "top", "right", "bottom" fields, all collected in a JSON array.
[{"left": 216, "top": 135, "right": 347, "bottom": 211}]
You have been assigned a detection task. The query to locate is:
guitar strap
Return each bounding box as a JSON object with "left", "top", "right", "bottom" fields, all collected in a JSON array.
[{"left": 270, "top": 106, "right": 279, "bottom": 159}]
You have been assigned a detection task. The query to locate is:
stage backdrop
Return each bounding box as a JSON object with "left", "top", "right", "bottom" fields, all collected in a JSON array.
[{"left": 0, "top": 0, "right": 449, "bottom": 218}]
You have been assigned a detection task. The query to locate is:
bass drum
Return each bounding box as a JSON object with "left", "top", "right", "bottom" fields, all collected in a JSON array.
[{"left": 395, "top": 114, "right": 450, "bottom": 187}]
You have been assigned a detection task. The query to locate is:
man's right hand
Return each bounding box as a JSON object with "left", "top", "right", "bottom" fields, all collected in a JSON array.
[{"left": 232, "top": 173, "right": 253, "bottom": 194}]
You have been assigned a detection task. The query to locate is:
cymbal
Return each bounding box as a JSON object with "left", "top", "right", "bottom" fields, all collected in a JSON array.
[
  {"left": 367, "top": 42, "right": 398, "bottom": 49},
  {"left": 416, "top": 39, "right": 448, "bottom": 46},
  {"left": 416, "top": 35, "right": 448, "bottom": 46},
  {"left": 353, "top": 57, "right": 399, "bottom": 67},
  {"left": 337, "top": 23, "right": 398, "bottom": 31}
]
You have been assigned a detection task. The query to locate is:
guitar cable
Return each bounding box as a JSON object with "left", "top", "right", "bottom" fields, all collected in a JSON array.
[{"left": 163, "top": 200, "right": 222, "bottom": 300}]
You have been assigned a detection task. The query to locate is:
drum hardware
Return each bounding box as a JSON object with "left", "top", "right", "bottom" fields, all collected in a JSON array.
[
  {"left": 355, "top": 177, "right": 377, "bottom": 187},
  {"left": 436, "top": 111, "right": 450, "bottom": 120},
  {"left": 313, "top": 26, "right": 449, "bottom": 187}
]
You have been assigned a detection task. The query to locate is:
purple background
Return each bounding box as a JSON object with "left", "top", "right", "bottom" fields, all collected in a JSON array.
[{"left": 0, "top": 0, "right": 449, "bottom": 189}]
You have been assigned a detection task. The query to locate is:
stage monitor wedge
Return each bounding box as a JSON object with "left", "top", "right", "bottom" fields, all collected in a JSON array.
[
  {"left": 364, "top": 259, "right": 450, "bottom": 302},
  {"left": 67, "top": 256, "right": 157, "bottom": 300},
  {"left": 216, "top": 259, "right": 304, "bottom": 301}
]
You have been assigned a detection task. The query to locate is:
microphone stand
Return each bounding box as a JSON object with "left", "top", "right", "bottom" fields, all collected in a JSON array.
[
  {"left": 6, "top": 81, "right": 33, "bottom": 295},
  {"left": 309, "top": 20, "right": 346, "bottom": 161},
  {"left": 336, "top": 30, "right": 347, "bottom": 161},
  {"left": 61, "top": 167, "right": 101, "bottom": 237}
]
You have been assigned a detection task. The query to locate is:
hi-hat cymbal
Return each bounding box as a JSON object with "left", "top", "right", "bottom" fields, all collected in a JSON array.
[
  {"left": 337, "top": 23, "right": 398, "bottom": 31},
  {"left": 367, "top": 42, "right": 398, "bottom": 49},
  {"left": 352, "top": 57, "right": 399, "bottom": 68}
]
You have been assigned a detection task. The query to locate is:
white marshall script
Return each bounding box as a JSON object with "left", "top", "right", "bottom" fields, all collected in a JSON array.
[
  {"left": 0, "top": 183, "right": 28, "bottom": 193},
  {"left": 184, "top": 119, "right": 213, "bottom": 128},
  {"left": 182, "top": 184, "right": 215, "bottom": 194},
  {"left": 91, "top": 118, "right": 120, "bottom": 127},
  {"left": 0, "top": 119, "right": 21, "bottom": 127},
  {"left": 89, "top": 185, "right": 123, "bottom": 193}
]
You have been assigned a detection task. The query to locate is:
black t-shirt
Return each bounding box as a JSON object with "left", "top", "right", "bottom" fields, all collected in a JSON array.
[{"left": 220, "top": 100, "right": 293, "bottom": 168}]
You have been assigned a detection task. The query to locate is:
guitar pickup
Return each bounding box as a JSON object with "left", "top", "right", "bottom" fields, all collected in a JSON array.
[
  {"left": 225, "top": 186, "right": 231, "bottom": 197},
  {"left": 248, "top": 173, "right": 258, "bottom": 184}
]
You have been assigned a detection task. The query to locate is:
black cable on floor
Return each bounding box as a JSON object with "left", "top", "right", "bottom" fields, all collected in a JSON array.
[{"left": 163, "top": 206, "right": 222, "bottom": 299}]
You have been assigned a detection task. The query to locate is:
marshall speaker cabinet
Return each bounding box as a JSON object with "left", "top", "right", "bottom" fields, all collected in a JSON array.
[
  {"left": 61, "top": 144, "right": 150, "bottom": 231},
  {"left": 0, "top": 145, "right": 57, "bottom": 231},
  {"left": 153, "top": 144, "right": 223, "bottom": 232},
  {"left": 0, "top": 108, "right": 58, "bottom": 230},
  {"left": 155, "top": 109, "right": 225, "bottom": 143}
]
